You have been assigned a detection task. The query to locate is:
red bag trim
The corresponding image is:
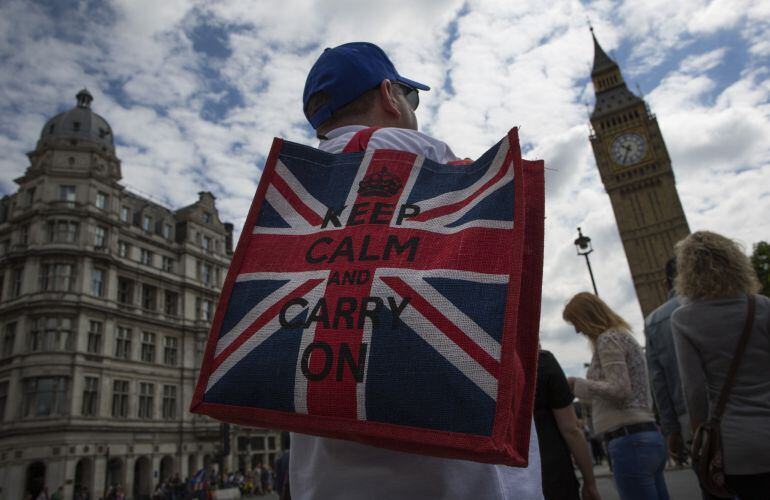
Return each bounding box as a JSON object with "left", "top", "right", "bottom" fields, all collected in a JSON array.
[{"left": 342, "top": 126, "right": 381, "bottom": 153}]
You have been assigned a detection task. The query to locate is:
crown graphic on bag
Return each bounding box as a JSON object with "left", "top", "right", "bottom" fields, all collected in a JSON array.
[{"left": 358, "top": 167, "right": 402, "bottom": 197}]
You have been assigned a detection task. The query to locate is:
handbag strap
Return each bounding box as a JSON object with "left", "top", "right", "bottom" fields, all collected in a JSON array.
[{"left": 712, "top": 294, "right": 756, "bottom": 421}]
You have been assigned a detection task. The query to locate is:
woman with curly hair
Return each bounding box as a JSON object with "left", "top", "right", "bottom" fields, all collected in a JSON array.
[
  {"left": 671, "top": 231, "right": 770, "bottom": 499},
  {"left": 563, "top": 293, "right": 669, "bottom": 500}
]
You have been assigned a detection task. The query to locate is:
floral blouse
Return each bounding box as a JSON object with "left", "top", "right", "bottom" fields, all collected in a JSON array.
[{"left": 573, "top": 328, "right": 655, "bottom": 434}]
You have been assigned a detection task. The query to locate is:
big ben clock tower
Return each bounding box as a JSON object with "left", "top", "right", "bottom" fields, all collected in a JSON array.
[{"left": 588, "top": 29, "right": 690, "bottom": 317}]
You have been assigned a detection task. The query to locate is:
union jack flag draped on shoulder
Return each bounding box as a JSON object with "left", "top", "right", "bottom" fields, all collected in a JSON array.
[{"left": 191, "top": 128, "right": 544, "bottom": 466}]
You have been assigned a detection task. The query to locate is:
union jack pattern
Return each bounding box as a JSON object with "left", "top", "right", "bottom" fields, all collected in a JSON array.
[{"left": 192, "top": 128, "right": 543, "bottom": 462}]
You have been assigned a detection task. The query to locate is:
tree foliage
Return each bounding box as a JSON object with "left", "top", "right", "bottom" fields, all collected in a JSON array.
[{"left": 751, "top": 241, "right": 770, "bottom": 296}]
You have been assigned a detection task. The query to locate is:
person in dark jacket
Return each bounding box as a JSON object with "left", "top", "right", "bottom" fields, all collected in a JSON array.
[
  {"left": 644, "top": 258, "right": 688, "bottom": 464},
  {"left": 534, "top": 348, "right": 601, "bottom": 500}
]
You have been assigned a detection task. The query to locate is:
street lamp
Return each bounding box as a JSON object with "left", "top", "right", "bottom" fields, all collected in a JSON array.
[{"left": 574, "top": 227, "right": 599, "bottom": 296}]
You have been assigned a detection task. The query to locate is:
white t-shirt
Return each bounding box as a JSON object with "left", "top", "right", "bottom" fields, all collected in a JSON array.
[{"left": 289, "top": 125, "right": 544, "bottom": 500}]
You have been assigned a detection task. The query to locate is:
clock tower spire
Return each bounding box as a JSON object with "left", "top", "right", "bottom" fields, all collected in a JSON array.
[{"left": 588, "top": 30, "right": 690, "bottom": 317}]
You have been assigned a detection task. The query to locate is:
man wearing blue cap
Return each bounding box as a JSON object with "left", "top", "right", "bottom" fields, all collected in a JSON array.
[
  {"left": 290, "top": 42, "right": 544, "bottom": 500},
  {"left": 302, "top": 42, "right": 458, "bottom": 161}
]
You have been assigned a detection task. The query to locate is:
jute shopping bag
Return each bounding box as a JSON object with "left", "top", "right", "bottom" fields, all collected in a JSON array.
[{"left": 191, "top": 128, "right": 544, "bottom": 466}]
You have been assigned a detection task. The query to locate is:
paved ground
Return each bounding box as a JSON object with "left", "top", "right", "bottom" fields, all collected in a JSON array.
[
  {"left": 589, "top": 463, "right": 702, "bottom": 500},
  {"left": 245, "top": 464, "right": 702, "bottom": 499}
]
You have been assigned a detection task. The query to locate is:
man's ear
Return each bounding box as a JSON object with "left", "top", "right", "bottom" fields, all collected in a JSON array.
[{"left": 378, "top": 80, "right": 402, "bottom": 119}]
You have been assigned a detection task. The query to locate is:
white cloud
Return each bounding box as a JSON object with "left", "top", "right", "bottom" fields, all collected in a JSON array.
[
  {"left": 679, "top": 48, "right": 727, "bottom": 74},
  {"left": 687, "top": 0, "right": 752, "bottom": 33},
  {"left": 1, "top": 0, "right": 769, "bottom": 380}
]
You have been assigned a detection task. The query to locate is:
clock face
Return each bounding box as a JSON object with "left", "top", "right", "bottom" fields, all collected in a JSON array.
[{"left": 610, "top": 133, "right": 647, "bottom": 166}]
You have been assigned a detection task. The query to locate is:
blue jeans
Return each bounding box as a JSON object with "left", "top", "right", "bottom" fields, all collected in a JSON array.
[{"left": 608, "top": 430, "right": 670, "bottom": 500}]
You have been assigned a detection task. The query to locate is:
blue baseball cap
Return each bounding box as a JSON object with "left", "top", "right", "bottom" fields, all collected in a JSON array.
[{"left": 303, "top": 42, "right": 430, "bottom": 128}]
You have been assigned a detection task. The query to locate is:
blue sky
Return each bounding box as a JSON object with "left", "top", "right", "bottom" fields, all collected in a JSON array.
[{"left": 1, "top": 0, "right": 769, "bottom": 376}]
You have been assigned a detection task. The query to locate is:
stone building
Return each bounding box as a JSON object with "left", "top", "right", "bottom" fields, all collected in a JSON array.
[
  {"left": 0, "top": 90, "right": 280, "bottom": 500},
  {"left": 587, "top": 30, "right": 690, "bottom": 316}
]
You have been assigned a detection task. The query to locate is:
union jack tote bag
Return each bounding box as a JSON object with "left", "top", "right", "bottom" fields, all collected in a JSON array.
[{"left": 191, "top": 128, "right": 544, "bottom": 466}]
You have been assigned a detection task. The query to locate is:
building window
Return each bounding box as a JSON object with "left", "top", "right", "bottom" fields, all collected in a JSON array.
[
  {"left": 195, "top": 340, "right": 204, "bottom": 365},
  {"left": 23, "top": 377, "right": 68, "bottom": 417},
  {"left": 120, "top": 206, "right": 130, "bottom": 222},
  {"left": 162, "top": 385, "right": 177, "bottom": 420},
  {"left": 202, "top": 235, "right": 212, "bottom": 252},
  {"left": 26, "top": 187, "right": 36, "bottom": 205},
  {"left": 163, "top": 223, "right": 173, "bottom": 240},
  {"left": 196, "top": 298, "right": 214, "bottom": 321},
  {"left": 268, "top": 435, "right": 276, "bottom": 449},
  {"left": 161, "top": 256, "right": 174, "bottom": 272},
  {"left": 48, "top": 220, "right": 79, "bottom": 243},
  {"left": 138, "top": 382, "right": 154, "bottom": 419},
  {"left": 142, "top": 215, "right": 152, "bottom": 232},
  {"left": 115, "top": 326, "right": 132, "bottom": 359},
  {"left": 29, "top": 317, "right": 73, "bottom": 352},
  {"left": 117, "top": 278, "right": 134, "bottom": 305},
  {"left": 204, "top": 299, "right": 214, "bottom": 321},
  {"left": 164, "top": 291, "right": 178, "bottom": 316},
  {"left": 94, "top": 226, "right": 107, "bottom": 248},
  {"left": 11, "top": 267, "right": 23, "bottom": 298},
  {"left": 91, "top": 268, "right": 106, "bottom": 297},
  {"left": 163, "top": 337, "right": 178, "bottom": 366},
  {"left": 140, "top": 331, "right": 156, "bottom": 363},
  {"left": 112, "top": 380, "right": 129, "bottom": 417},
  {"left": 39, "top": 262, "right": 75, "bottom": 292},
  {"left": 95, "top": 192, "right": 108, "bottom": 210},
  {"left": 59, "top": 185, "right": 76, "bottom": 203},
  {"left": 91, "top": 268, "right": 105, "bottom": 297},
  {"left": 139, "top": 248, "right": 153, "bottom": 266},
  {"left": 87, "top": 320, "right": 102, "bottom": 354},
  {"left": 118, "top": 240, "right": 130, "bottom": 258},
  {"left": 82, "top": 376, "right": 99, "bottom": 416},
  {"left": 0, "top": 380, "right": 7, "bottom": 421},
  {"left": 19, "top": 224, "right": 29, "bottom": 245},
  {"left": 203, "top": 212, "right": 211, "bottom": 223},
  {"left": 3, "top": 322, "right": 16, "bottom": 357},
  {"left": 142, "top": 284, "right": 157, "bottom": 311},
  {"left": 198, "top": 261, "right": 212, "bottom": 285},
  {"left": 251, "top": 436, "right": 265, "bottom": 450}
]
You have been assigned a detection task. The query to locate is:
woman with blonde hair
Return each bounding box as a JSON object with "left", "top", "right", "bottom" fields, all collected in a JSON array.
[
  {"left": 671, "top": 231, "right": 770, "bottom": 499},
  {"left": 563, "top": 292, "right": 669, "bottom": 500}
]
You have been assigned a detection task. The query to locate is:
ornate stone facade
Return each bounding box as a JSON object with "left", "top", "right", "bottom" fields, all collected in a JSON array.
[
  {"left": 588, "top": 32, "right": 691, "bottom": 317},
  {"left": 0, "top": 91, "right": 280, "bottom": 500}
]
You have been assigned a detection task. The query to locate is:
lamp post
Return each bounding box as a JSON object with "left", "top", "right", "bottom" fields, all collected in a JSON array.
[{"left": 574, "top": 227, "right": 599, "bottom": 296}]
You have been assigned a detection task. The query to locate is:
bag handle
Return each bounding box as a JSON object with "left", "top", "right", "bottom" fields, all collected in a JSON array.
[
  {"left": 342, "top": 127, "right": 381, "bottom": 153},
  {"left": 712, "top": 294, "right": 756, "bottom": 421}
]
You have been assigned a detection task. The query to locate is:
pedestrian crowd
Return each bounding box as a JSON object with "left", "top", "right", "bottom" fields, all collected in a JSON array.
[
  {"left": 148, "top": 466, "right": 275, "bottom": 499},
  {"left": 544, "top": 230, "right": 769, "bottom": 500}
]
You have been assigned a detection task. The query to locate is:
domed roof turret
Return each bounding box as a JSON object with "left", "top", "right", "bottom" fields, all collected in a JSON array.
[{"left": 37, "top": 89, "right": 114, "bottom": 153}]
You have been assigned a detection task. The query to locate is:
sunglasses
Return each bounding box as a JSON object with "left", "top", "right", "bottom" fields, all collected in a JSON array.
[{"left": 393, "top": 81, "right": 420, "bottom": 110}]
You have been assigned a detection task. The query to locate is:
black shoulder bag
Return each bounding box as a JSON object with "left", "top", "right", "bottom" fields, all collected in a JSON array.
[{"left": 691, "top": 294, "right": 755, "bottom": 498}]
